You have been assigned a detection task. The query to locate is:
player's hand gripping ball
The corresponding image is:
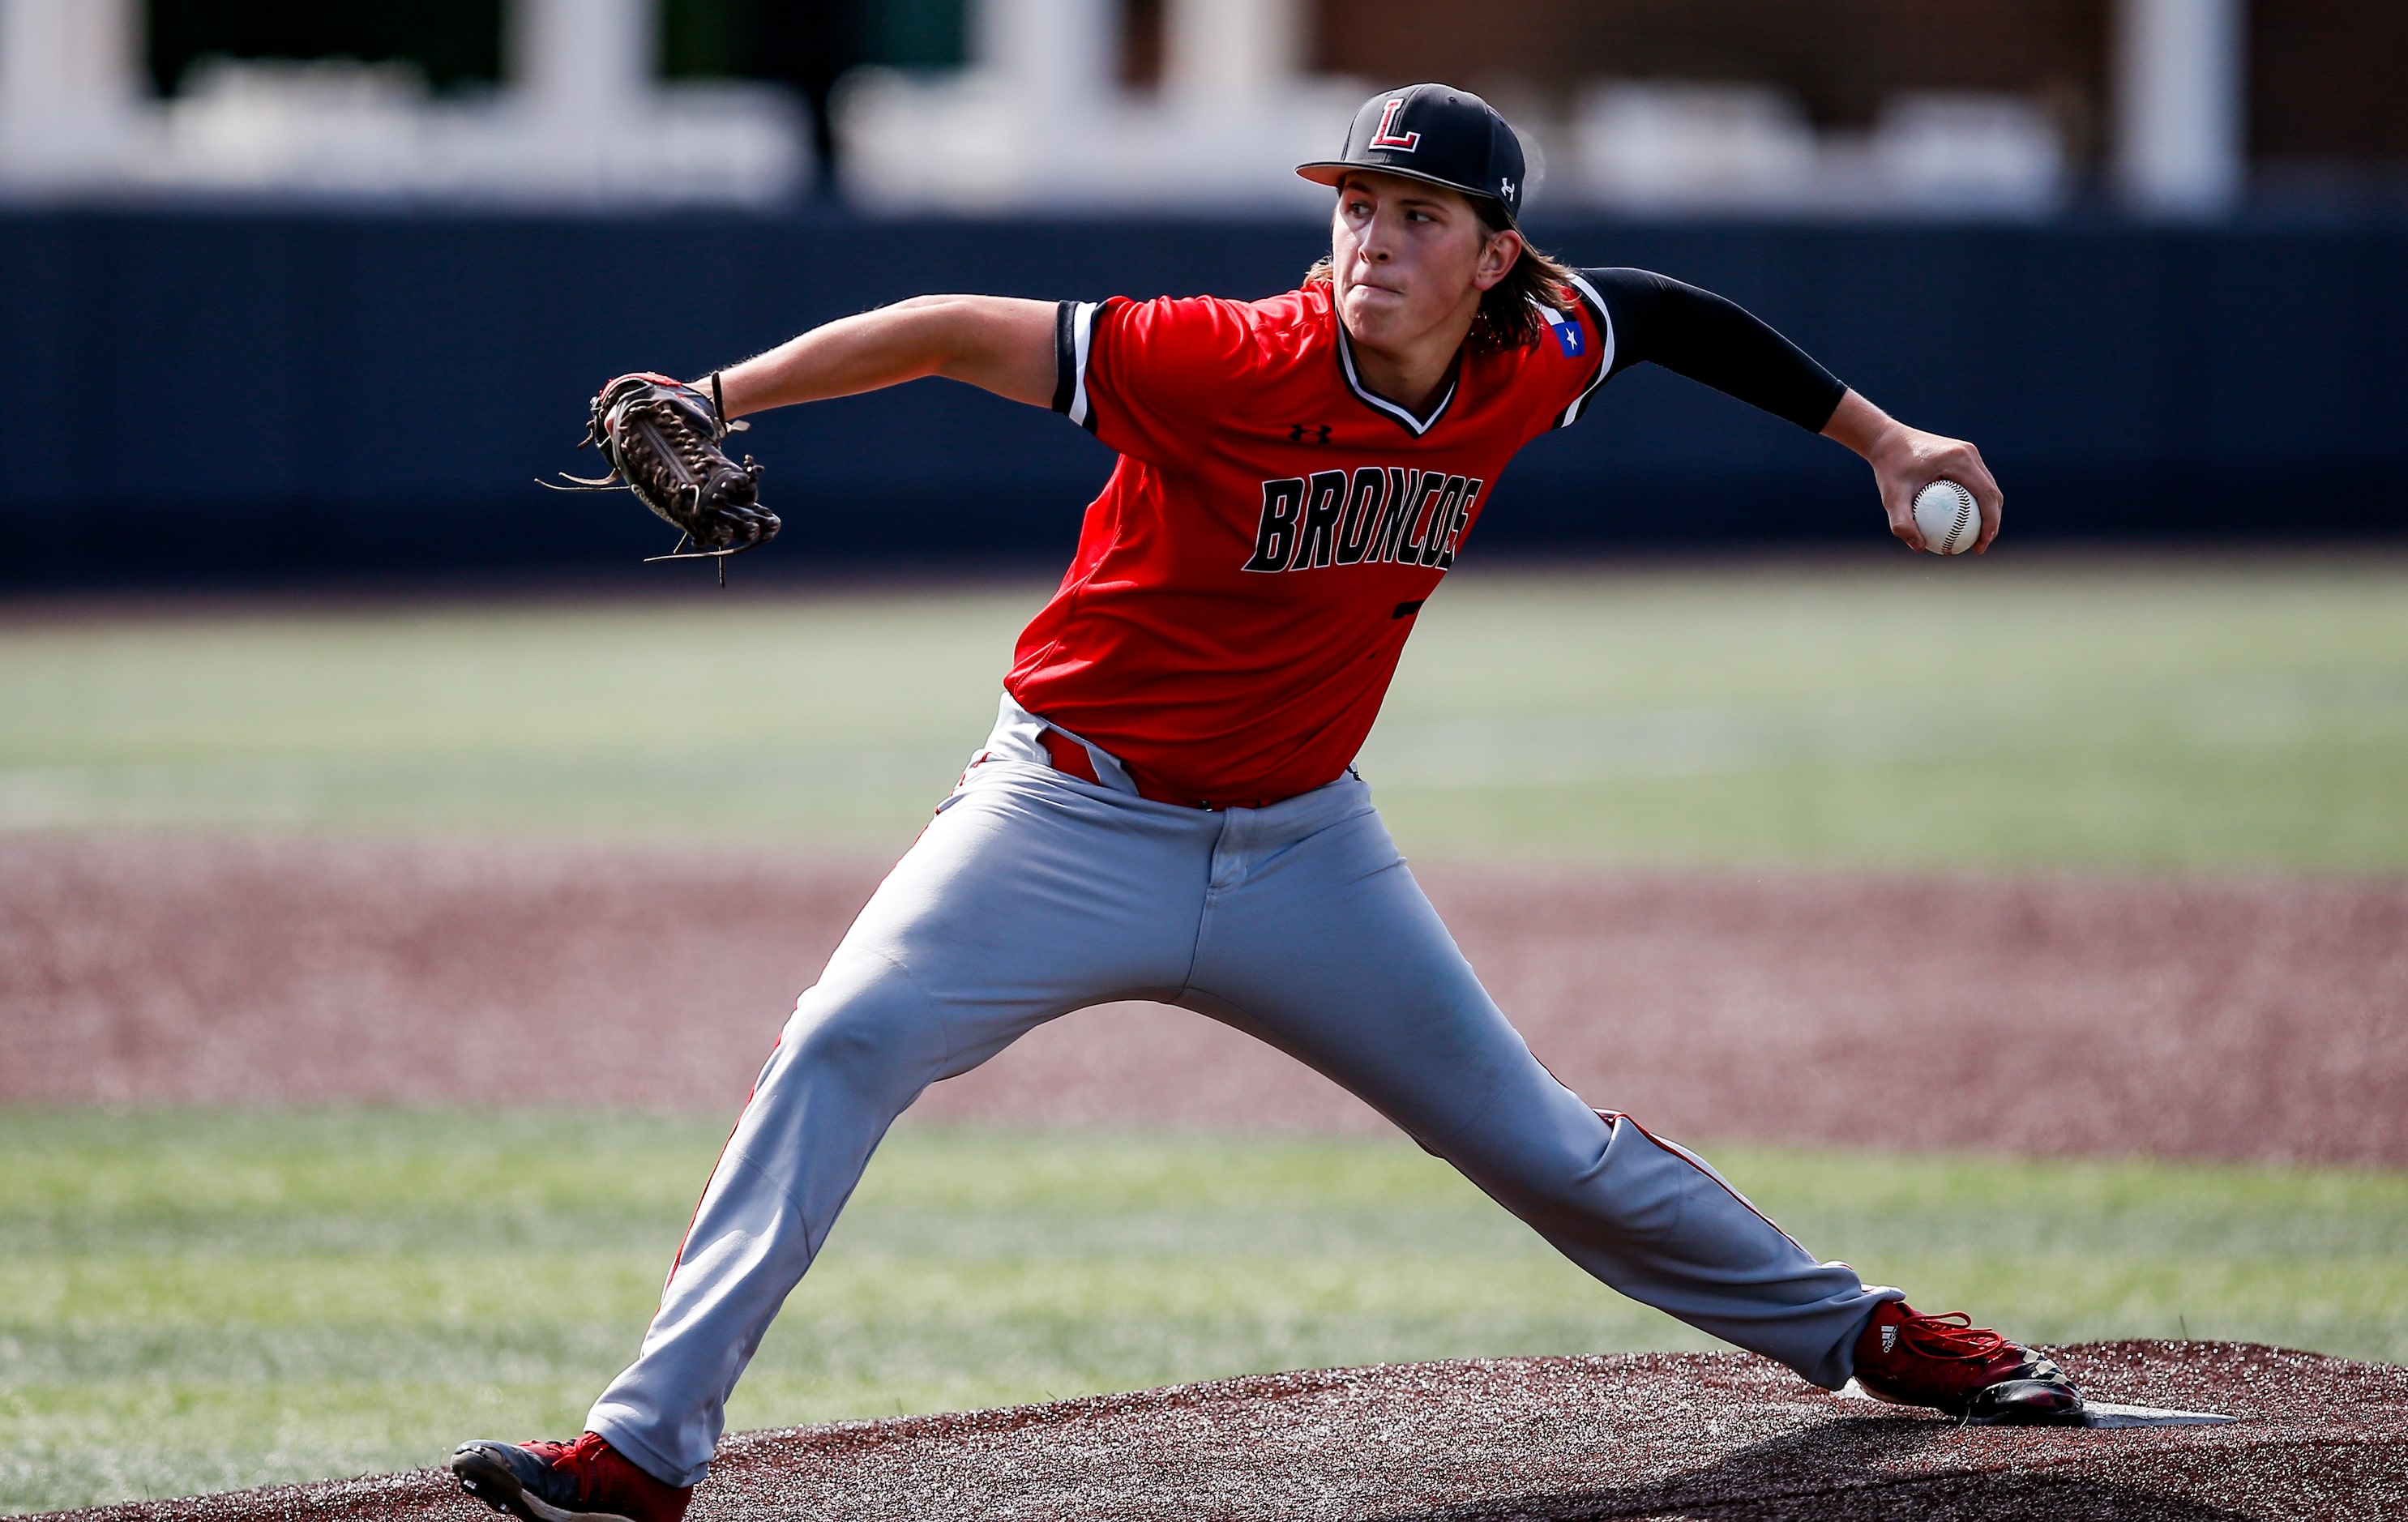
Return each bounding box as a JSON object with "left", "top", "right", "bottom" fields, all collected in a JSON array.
[
  {"left": 1912, "top": 479, "right": 1979, "bottom": 555},
  {"left": 557, "top": 372, "right": 779, "bottom": 575}
]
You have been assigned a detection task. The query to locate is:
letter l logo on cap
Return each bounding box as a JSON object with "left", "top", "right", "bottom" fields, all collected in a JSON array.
[{"left": 1367, "top": 99, "right": 1421, "bottom": 151}]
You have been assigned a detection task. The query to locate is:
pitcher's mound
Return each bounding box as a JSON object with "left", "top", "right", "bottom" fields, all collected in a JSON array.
[{"left": 46, "top": 1341, "right": 2408, "bottom": 1522}]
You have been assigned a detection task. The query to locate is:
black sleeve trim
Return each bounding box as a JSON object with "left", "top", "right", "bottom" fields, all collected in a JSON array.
[
  {"left": 1051, "top": 300, "right": 1101, "bottom": 432},
  {"left": 1573, "top": 267, "right": 1847, "bottom": 434},
  {"left": 1050, "top": 301, "right": 1076, "bottom": 414}
]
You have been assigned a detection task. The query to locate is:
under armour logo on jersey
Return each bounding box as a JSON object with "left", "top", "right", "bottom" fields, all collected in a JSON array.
[
  {"left": 1367, "top": 100, "right": 1422, "bottom": 152},
  {"left": 1289, "top": 423, "right": 1332, "bottom": 445}
]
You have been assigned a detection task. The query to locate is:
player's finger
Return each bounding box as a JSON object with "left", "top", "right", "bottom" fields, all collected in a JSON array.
[
  {"left": 1957, "top": 450, "right": 2003, "bottom": 508},
  {"left": 1961, "top": 451, "right": 2005, "bottom": 554},
  {"left": 1974, "top": 489, "right": 2004, "bottom": 552},
  {"left": 1890, "top": 491, "right": 1926, "bottom": 552}
]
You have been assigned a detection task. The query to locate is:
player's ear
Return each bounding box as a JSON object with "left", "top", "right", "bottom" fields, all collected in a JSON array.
[{"left": 1472, "top": 228, "right": 1523, "bottom": 293}]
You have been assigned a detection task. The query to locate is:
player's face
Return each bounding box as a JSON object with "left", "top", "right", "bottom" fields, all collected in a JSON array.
[{"left": 1330, "top": 173, "right": 1521, "bottom": 353}]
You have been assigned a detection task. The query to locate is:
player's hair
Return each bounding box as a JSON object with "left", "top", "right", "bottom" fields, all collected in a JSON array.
[{"left": 1306, "top": 190, "right": 1580, "bottom": 355}]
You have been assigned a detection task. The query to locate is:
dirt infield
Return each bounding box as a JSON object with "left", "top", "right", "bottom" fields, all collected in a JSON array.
[
  {"left": 32, "top": 1342, "right": 2407, "bottom": 1521},
  {"left": 4, "top": 834, "right": 2406, "bottom": 1162}
]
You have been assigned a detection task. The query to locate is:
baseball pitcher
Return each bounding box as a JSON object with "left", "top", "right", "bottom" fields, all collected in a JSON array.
[{"left": 455, "top": 84, "right": 2072, "bottom": 1522}]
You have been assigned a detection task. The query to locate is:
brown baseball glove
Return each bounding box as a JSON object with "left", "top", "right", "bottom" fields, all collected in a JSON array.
[{"left": 553, "top": 371, "right": 778, "bottom": 584}]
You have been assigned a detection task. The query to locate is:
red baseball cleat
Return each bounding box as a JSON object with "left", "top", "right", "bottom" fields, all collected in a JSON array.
[
  {"left": 1852, "top": 1301, "right": 2085, "bottom": 1424},
  {"left": 451, "top": 1431, "right": 691, "bottom": 1522}
]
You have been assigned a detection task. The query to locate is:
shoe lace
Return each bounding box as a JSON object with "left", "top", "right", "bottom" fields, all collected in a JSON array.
[
  {"left": 1896, "top": 1310, "right": 2014, "bottom": 1363},
  {"left": 554, "top": 1431, "right": 620, "bottom": 1503},
  {"left": 561, "top": 1431, "right": 614, "bottom": 1462}
]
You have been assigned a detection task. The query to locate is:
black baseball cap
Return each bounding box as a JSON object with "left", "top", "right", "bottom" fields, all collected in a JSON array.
[{"left": 1297, "top": 83, "right": 1527, "bottom": 228}]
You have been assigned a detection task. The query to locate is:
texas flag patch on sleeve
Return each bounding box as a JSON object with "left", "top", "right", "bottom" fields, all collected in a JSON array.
[{"left": 1537, "top": 306, "right": 1585, "bottom": 357}]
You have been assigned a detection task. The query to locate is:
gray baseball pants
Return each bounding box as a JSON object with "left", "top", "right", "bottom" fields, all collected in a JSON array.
[{"left": 588, "top": 696, "right": 1898, "bottom": 1487}]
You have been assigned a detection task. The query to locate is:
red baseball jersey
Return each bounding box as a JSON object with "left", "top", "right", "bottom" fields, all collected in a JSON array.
[{"left": 1006, "top": 276, "right": 1613, "bottom": 806}]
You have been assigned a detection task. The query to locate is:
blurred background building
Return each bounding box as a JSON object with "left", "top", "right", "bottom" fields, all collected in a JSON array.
[
  {"left": 0, "top": 2, "right": 2402, "bottom": 582},
  {"left": 0, "top": 0, "right": 2402, "bottom": 215}
]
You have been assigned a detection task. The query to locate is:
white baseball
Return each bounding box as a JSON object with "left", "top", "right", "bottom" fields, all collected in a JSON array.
[{"left": 1912, "top": 479, "right": 1980, "bottom": 555}]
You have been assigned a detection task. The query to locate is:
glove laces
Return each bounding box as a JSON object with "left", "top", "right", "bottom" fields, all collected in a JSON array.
[{"left": 546, "top": 371, "right": 773, "bottom": 585}]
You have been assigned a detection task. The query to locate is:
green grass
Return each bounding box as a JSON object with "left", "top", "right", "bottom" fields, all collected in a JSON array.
[
  {"left": 4, "top": 554, "right": 2406, "bottom": 868},
  {"left": 4, "top": 1109, "right": 2406, "bottom": 1513},
  {"left": 6, "top": 559, "right": 2404, "bottom": 1507}
]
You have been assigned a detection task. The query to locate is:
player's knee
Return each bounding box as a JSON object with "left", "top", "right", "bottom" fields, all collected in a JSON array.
[{"left": 777, "top": 962, "right": 946, "bottom": 1092}]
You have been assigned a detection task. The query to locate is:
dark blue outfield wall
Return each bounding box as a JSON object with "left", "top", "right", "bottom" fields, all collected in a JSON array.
[{"left": 2, "top": 206, "right": 2405, "bottom": 582}]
